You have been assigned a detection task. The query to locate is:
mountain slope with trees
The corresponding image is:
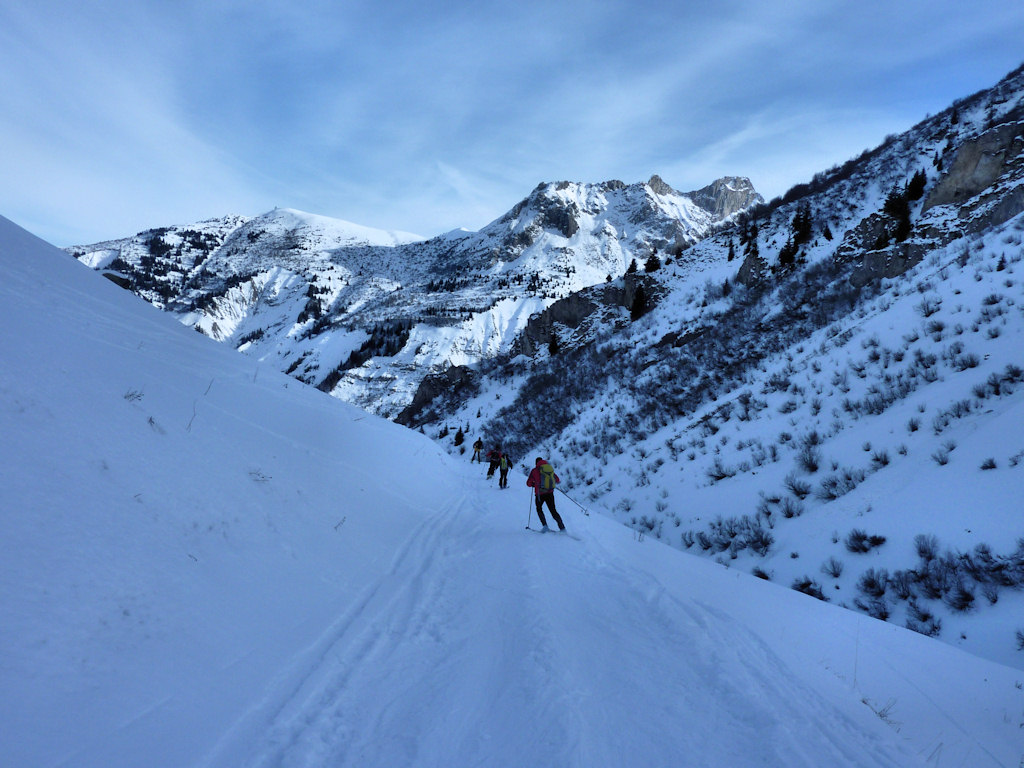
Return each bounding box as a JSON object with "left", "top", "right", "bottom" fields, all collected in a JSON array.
[{"left": 427, "top": 62, "right": 1024, "bottom": 669}]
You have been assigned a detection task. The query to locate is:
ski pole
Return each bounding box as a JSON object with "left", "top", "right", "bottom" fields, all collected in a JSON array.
[
  {"left": 558, "top": 487, "right": 590, "bottom": 516},
  {"left": 526, "top": 492, "right": 533, "bottom": 529}
]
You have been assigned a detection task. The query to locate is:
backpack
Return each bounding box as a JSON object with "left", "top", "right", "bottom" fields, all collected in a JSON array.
[
  {"left": 499, "top": 455, "right": 508, "bottom": 471},
  {"left": 539, "top": 463, "right": 556, "bottom": 492}
]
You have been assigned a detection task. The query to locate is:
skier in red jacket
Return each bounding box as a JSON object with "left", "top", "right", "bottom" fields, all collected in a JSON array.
[{"left": 526, "top": 457, "right": 566, "bottom": 532}]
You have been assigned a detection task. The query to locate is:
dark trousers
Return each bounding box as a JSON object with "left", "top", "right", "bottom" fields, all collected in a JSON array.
[
  {"left": 499, "top": 468, "right": 509, "bottom": 488},
  {"left": 535, "top": 492, "right": 564, "bottom": 530}
]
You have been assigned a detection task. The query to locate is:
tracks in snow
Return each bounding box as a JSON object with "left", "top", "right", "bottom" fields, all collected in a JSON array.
[{"left": 204, "top": 470, "right": 912, "bottom": 768}]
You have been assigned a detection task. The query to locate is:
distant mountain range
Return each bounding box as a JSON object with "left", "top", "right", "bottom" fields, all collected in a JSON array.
[{"left": 69, "top": 174, "right": 762, "bottom": 417}]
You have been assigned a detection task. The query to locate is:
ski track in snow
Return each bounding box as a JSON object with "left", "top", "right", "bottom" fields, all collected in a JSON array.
[{"left": 206, "top": 466, "right": 912, "bottom": 768}]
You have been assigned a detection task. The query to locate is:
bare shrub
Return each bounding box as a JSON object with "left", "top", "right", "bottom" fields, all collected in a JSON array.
[
  {"left": 779, "top": 497, "right": 803, "bottom": 519},
  {"left": 791, "top": 577, "right": 828, "bottom": 601},
  {"left": 846, "top": 529, "right": 886, "bottom": 553},
  {"left": 784, "top": 473, "right": 811, "bottom": 500},
  {"left": 798, "top": 444, "right": 822, "bottom": 474},
  {"left": 889, "top": 570, "right": 915, "bottom": 600},
  {"left": 706, "top": 457, "right": 736, "bottom": 482},
  {"left": 854, "top": 597, "right": 891, "bottom": 621},
  {"left": 906, "top": 601, "right": 942, "bottom": 637},
  {"left": 817, "top": 468, "right": 866, "bottom": 500},
  {"left": 914, "top": 534, "right": 939, "bottom": 562},
  {"left": 821, "top": 557, "right": 844, "bottom": 578},
  {"left": 915, "top": 296, "right": 941, "bottom": 317},
  {"left": 945, "top": 582, "right": 976, "bottom": 612},
  {"left": 857, "top": 568, "right": 889, "bottom": 598}
]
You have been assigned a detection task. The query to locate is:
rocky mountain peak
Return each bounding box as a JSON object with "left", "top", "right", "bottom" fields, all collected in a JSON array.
[
  {"left": 646, "top": 174, "right": 678, "bottom": 196},
  {"left": 686, "top": 176, "right": 764, "bottom": 221}
]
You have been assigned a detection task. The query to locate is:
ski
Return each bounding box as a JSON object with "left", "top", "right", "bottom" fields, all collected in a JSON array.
[{"left": 525, "top": 527, "right": 581, "bottom": 541}]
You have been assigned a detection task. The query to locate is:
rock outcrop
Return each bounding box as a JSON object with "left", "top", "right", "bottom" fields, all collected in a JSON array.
[
  {"left": 923, "top": 119, "right": 1024, "bottom": 213},
  {"left": 687, "top": 177, "right": 764, "bottom": 221},
  {"left": 517, "top": 274, "right": 658, "bottom": 356}
]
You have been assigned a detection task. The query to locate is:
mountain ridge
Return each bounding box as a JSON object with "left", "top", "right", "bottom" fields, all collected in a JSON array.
[{"left": 69, "top": 174, "right": 759, "bottom": 417}]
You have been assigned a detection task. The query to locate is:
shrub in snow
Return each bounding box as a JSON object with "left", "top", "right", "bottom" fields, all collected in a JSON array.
[
  {"left": 906, "top": 601, "right": 942, "bottom": 637},
  {"left": 705, "top": 457, "right": 736, "bottom": 483},
  {"left": 797, "top": 444, "right": 822, "bottom": 474},
  {"left": 791, "top": 577, "right": 828, "bottom": 601},
  {"left": 981, "top": 582, "right": 999, "bottom": 605},
  {"left": 817, "top": 468, "right": 866, "bottom": 500},
  {"left": 915, "top": 296, "right": 942, "bottom": 317},
  {"left": 779, "top": 497, "right": 803, "bottom": 519},
  {"left": 889, "top": 570, "right": 914, "bottom": 601},
  {"left": 945, "top": 582, "right": 976, "bottom": 613},
  {"left": 751, "top": 567, "right": 771, "bottom": 581},
  {"left": 784, "top": 473, "right": 812, "bottom": 500},
  {"left": 857, "top": 568, "right": 889, "bottom": 598},
  {"left": 845, "top": 529, "right": 886, "bottom": 554},
  {"left": 980, "top": 457, "right": 997, "bottom": 470},
  {"left": 854, "top": 597, "right": 891, "bottom": 621},
  {"left": 821, "top": 557, "right": 844, "bottom": 579},
  {"left": 954, "top": 353, "right": 981, "bottom": 371},
  {"left": 914, "top": 534, "right": 939, "bottom": 562},
  {"left": 746, "top": 526, "right": 774, "bottom": 557}
]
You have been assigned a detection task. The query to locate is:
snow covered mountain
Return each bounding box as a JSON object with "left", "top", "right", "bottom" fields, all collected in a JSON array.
[
  {"left": 4, "top": 213, "right": 1023, "bottom": 768},
  {"left": 68, "top": 175, "right": 761, "bottom": 417},
  {"left": 428, "top": 62, "right": 1024, "bottom": 670},
  {"left": 58, "top": 58, "right": 1024, "bottom": 692}
]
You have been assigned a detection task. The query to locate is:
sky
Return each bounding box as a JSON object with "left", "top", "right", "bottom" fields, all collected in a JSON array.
[{"left": 2, "top": 1, "right": 1024, "bottom": 246}]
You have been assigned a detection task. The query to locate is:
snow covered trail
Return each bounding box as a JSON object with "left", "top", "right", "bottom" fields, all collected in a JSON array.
[
  {"left": 205, "top": 466, "right": 915, "bottom": 768},
  {"left": 4, "top": 216, "right": 1020, "bottom": 768}
]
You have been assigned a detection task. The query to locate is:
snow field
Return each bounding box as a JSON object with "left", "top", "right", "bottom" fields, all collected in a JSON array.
[{"left": 3, "top": 214, "right": 1023, "bottom": 767}]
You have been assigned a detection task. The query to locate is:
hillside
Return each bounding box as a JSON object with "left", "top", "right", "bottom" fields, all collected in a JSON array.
[
  {"left": 58, "top": 61, "right": 1024, "bottom": 671},
  {"left": 3, "top": 214, "right": 1023, "bottom": 767},
  {"left": 426, "top": 63, "right": 1024, "bottom": 669}
]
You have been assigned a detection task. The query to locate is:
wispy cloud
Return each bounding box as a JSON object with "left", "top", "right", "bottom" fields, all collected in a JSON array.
[{"left": 1, "top": 0, "right": 1022, "bottom": 244}]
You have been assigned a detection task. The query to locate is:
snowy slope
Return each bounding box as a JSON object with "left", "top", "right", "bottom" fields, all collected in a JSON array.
[
  {"left": 3, "top": 216, "right": 1024, "bottom": 766},
  {"left": 429, "top": 63, "right": 1024, "bottom": 671}
]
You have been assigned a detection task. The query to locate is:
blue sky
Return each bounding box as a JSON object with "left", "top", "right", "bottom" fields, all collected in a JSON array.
[{"left": 2, "top": 1, "right": 1023, "bottom": 246}]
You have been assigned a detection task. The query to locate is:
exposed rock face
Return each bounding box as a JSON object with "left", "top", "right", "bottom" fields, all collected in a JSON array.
[
  {"left": 517, "top": 274, "right": 658, "bottom": 356},
  {"left": 923, "top": 120, "right": 1024, "bottom": 212},
  {"left": 687, "top": 177, "right": 765, "bottom": 221},
  {"left": 647, "top": 174, "right": 677, "bottom": 196},
  {"left": 396, "top": 365, "right": 476, "bottom": 426},
  {"left": 836, "top": 117, "right": 1024, "bottom": 288},
  {"left": 735, "top": 249, "right": 768, "bottom": 287}
]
